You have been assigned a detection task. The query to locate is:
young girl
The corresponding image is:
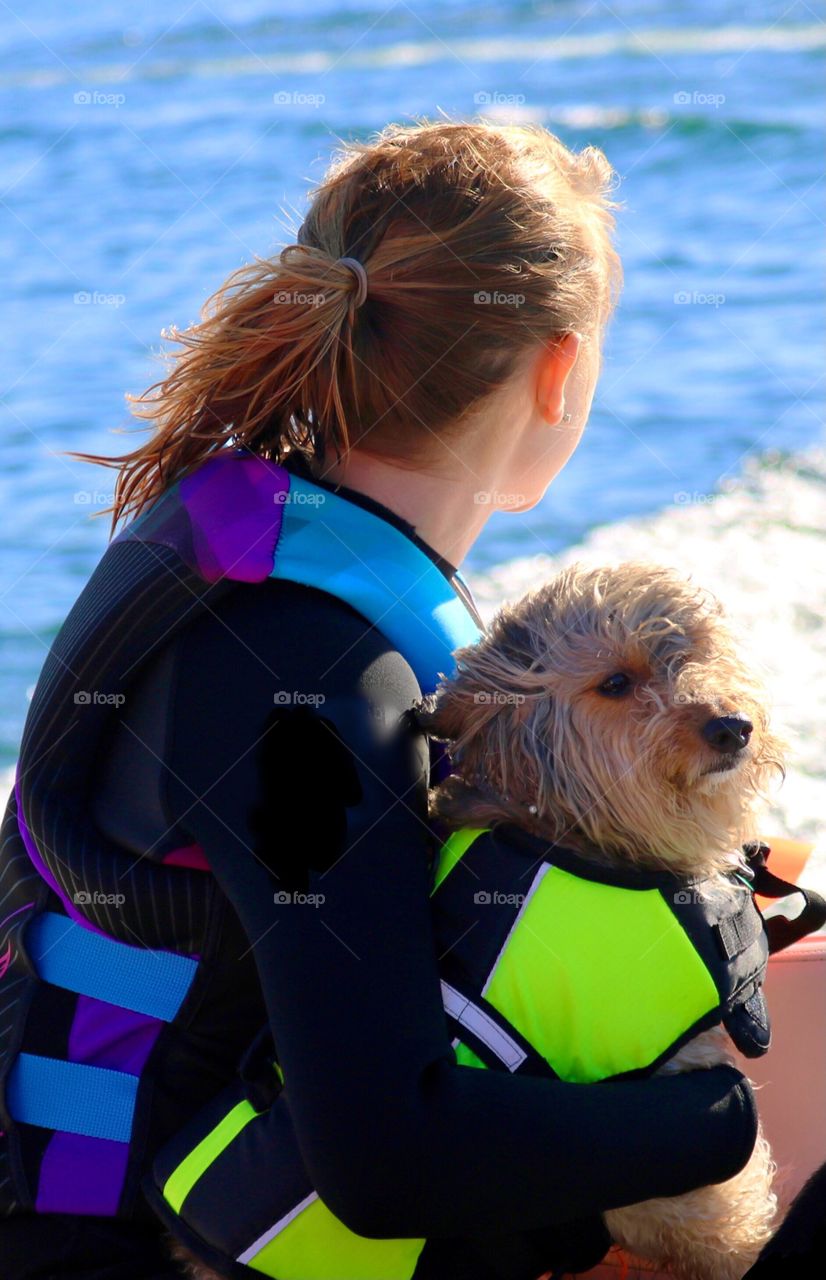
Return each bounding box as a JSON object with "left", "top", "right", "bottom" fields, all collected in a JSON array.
[{"left": 0, "top": 121, "right": 759, "bottom": 1280}]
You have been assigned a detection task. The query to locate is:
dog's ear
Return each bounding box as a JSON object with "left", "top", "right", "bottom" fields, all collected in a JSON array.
[
  {"left": 414, "top": 685, "right": 472, "bottom": 742},
  {"left": 416, "top": 672, "right": 510, "bottom": 767},
  {"left": 410, "top": 694, "right": 440, "bottom": 736}
]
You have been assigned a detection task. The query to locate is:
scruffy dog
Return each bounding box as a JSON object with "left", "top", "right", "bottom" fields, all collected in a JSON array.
[
  {"left": 172, "top": 562, "right": 784, "bottom": 1280},
  {"left": 418, "top": 561, "right": 784, "bottom": 1280}
]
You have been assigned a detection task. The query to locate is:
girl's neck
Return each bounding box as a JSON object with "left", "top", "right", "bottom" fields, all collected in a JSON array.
[{"left": 318, "top": 449, "right": 495, "bottom": 568}]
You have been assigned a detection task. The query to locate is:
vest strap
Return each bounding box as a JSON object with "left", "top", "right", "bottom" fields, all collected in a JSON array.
[
  {"left": 744, "top": 842, "right": 826, "bottom": 953},
  {"left": 26, "top": 912, "right": 198, "bottom": 1021},
  {"left": 7, "top": 1053, "right": 138, "bottom": 1142},
  {"left": 714, "top": 898, "right": 764, "bottom": 961}
]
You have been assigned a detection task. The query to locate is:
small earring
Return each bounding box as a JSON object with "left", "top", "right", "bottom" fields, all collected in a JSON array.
[
  {"left": 561, "top": 411, "right": 572, "bottom": 423},
  {"left": 527, "top": 804, "right": 538, "bottom": 815}
]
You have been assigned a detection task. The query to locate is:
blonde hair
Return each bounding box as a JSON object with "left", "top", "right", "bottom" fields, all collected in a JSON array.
[{"left": 80, "top": 120, "right": 622, "bottom": 528}]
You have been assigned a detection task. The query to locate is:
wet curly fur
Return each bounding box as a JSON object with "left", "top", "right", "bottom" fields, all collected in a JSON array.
[
  {"left": 173, "top": 562, "right": 784, "bottom": 1280},
  {"left": 417, "top": 561, "right": 785, "bottom": 1280}
]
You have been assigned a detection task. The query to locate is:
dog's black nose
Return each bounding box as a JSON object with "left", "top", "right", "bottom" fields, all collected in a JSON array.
[{"left": 702, "top": 714, "right": 753, "bottom": 754}]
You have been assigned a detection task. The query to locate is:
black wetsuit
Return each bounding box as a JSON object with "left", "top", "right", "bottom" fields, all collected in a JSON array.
[{"left": 0, "top": 469, "right": 759, "bottom": 1279}]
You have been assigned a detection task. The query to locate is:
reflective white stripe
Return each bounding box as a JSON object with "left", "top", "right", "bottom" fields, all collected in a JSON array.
[
  {"left": 482, "top": 863, "right": 551, "bottom": 1000},
  {"left": 441, "top": 980, "right": 527, "bottom": 1071},
  {"left": 237, "top": 1191, "right": 319, "bottom": 1264}
]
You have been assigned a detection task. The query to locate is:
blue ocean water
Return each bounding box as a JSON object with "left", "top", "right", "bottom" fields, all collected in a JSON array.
[{"left": 0, "top": 0, "right": 824, "bottom": 769}]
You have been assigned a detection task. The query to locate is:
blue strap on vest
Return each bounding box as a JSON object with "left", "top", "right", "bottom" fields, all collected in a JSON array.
[
  {"left": 7, "top": 1054, "right": 138, "bottom": 1142},
  {"left": 7, "top": 913, "right": 199, "bottom": 1142},
  {"left": 26, "top": 912, "right": 198, "bottom": 1020}
]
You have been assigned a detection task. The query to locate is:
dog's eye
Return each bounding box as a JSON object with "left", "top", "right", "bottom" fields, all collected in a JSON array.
[{"left": 597, "top": 673, "right": 632, "bottom": 697}]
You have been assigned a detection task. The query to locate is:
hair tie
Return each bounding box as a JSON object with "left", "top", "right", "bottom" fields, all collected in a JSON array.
[{"left": 337, "top": 257, "right": 368, "bottom": 308}]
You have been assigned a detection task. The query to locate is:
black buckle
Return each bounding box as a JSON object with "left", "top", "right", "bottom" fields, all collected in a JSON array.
[{"left": 743, "top": 843, "right": 826, "bottom": 954}]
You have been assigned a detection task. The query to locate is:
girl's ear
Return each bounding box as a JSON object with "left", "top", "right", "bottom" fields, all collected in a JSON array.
[{"left": 535, "top": 331, "right": 582, "bottom": 425}]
